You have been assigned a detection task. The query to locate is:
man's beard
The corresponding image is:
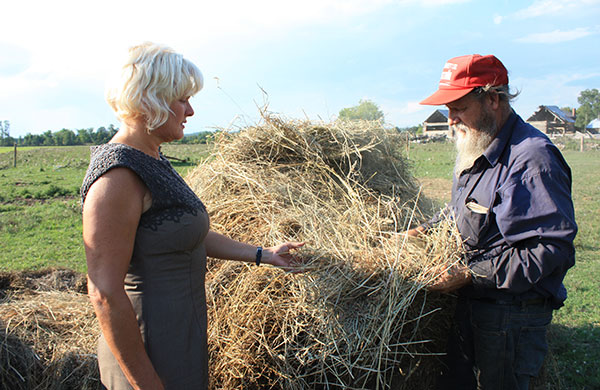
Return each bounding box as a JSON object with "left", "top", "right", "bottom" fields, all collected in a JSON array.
[{"left": 453, "top": 108, "right": 497, "bottom": 177}]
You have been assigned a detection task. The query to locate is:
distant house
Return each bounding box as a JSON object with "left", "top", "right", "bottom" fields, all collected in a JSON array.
[
  {"left": 526, "top": 105, "right": 576, "bottom": 135},
  {"left": 587, "top": 117, "right": 600, "bottom": 133},
  {"left": 422, "top": 109, "right": 449, "bottom": 137}
]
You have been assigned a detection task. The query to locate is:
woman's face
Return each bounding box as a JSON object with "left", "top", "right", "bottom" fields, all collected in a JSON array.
[{"left": 154, "top": 98, "right": 195, "bottom": 142}]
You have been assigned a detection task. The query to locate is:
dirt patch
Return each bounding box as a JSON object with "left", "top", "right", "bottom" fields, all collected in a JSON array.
[
  {"left": 0, "top": 267, "right": 87, "bottom": 296},
  {"left": 1, "top": 195, "right": 79, "bottom": 206},
  {"left": 417, "top": 177, "right": 452, "bottom": 204}
]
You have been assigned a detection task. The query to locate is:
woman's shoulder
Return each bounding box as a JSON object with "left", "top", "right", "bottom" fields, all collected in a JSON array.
[
  {"left": 90, "top": 142, "right": 152, "bottom": 165},
  {"left": 82, "top": 143, "right": 152, "bottom": 203}
]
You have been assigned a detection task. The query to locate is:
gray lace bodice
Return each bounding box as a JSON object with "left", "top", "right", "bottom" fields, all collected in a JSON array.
[{"left": 81, "top": 143, "right": 206, "bottom": 230}]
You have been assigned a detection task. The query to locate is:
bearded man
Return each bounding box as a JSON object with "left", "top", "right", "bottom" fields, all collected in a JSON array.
[{"left": 408, "top": 55, "right": 577, "bottom": 390}]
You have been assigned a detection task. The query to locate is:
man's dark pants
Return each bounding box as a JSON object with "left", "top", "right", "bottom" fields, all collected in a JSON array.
[{"left": 437, "top": 296, "right": 553, "bottom": 390}]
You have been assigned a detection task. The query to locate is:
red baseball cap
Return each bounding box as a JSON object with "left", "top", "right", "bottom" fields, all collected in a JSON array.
[{"left": 420, "top": 54, "right": 508, "bottom": 105}]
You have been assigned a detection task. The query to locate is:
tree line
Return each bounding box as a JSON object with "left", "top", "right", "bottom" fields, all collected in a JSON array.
[{"left": 0, "top": 124, "right": 215, "bottom": 147}]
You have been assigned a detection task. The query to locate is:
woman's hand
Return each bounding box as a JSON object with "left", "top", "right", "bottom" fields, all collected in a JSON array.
[
  {"left": 262, "top": 242, "right": 305, "bottom": 272},
  {"left": 205, "top": 231, "right": 306, "bottom": 272}
]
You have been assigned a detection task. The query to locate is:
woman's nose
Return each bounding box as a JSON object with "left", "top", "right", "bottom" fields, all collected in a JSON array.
[{"left": 186, "top": 102, "right": 195, "bottom": 117}]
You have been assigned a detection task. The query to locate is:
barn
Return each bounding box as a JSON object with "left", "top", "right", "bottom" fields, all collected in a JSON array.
[
  {"left": 526, "top": 105, "right": 576, "bottom": 135},
  {"left": 422, "top": 109, "right": 449, "bottom": 137}
]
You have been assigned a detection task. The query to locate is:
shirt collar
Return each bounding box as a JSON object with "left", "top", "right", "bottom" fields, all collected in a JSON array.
[{"left": 482, "top": 111, "right": 517, "bottom": 167}]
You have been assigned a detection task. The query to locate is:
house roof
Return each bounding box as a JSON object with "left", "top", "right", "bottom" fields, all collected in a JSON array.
[
  {"left": 424, "top": 109, "right": 448, "bottom": 123},
  {"left": 587, "top": 118, "right": 600, "bottom": 129},
  {"left": 437, "top": 109, "right": 448, "bottom": 117},
  {"left": 543, "top": 105, "right": 575, "bottom": 123}
]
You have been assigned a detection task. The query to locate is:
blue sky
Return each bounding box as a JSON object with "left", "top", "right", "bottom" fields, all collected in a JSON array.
[{"left": 1, "top": 0, "right": 599, "bottom": 137}]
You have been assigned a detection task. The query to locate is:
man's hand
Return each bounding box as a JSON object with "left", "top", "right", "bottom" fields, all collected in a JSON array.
[
  {"left": 429, "top": 264, "right": 472, "bottom": 293},
  {"left": 404, "top": 225, "right": 426, "bottom": 238}
]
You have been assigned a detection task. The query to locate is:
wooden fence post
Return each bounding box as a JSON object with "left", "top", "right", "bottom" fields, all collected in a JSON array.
[
  {"left": 580, "top": 135, "right": 584, "bottom": 152},
  {"left": 13, "top": 143, "right": 17, "bottom": 167}
]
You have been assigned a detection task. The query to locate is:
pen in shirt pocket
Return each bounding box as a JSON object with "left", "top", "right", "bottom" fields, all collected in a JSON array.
[{"left": 465, "top": 199, "right": 489, "bottom": 214}]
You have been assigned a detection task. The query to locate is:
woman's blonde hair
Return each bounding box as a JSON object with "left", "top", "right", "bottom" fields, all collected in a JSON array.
[{"left": 106, "top": 42, "right": 203, "bottom": 132}]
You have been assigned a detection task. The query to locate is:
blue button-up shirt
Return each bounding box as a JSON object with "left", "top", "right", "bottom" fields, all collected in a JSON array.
[{"left": 426, "top": 112, "right": 577, "bottom": 308}]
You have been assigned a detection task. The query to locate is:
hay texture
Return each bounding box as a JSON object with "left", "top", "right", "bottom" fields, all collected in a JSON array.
[
  {"left": 186, "top": 116, "right": 464, "bottom": 389},
  {"left": 0, "top": 269, "right": 100, "bottom": 390}
]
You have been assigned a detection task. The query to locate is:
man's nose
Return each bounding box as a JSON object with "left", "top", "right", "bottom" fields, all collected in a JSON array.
[{"left": 447, "top": 112, "right": 460, "bottom": 126}]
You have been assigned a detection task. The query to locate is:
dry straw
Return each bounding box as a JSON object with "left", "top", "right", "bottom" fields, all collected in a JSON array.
[
  {"left": 0, "top": 269, "right": 100, "bottom": 390},
  {"left": 186, "top": 114, "right": 465, "bottom": 389},
  {"left": 0, "top": 115, "right": 464, "bottom": 390}
]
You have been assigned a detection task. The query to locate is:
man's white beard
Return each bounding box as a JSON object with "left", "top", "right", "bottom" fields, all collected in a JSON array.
[{"left": 453, "top": 117, "right": 497, "bottom": 177}]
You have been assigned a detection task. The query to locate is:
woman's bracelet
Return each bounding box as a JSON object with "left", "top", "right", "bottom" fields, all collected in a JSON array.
[{"left": 255, "top": 246, "right": 263, "bottom": 266}]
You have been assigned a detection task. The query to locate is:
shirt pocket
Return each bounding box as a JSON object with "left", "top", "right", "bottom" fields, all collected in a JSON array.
[{"left": 458, "top": 197, "right": 492, "bottom": 248}]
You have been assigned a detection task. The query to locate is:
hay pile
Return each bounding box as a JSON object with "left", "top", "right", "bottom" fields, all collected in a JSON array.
[
  {"left": 0, "top": 116, "right": 463, "bottom": 390},
  {"left": 186, "top": 116, "right": 464, "bottom": 389},
  {"left": 0, "top": 269, "right": 100, "bottom": 390}
]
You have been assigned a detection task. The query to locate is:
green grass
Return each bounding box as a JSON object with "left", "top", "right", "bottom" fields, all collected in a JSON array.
[
  {"left": 549, "top": 149, "right": 600, "bottom": 388},
  {"left": 0, "top": 141, "right": 597, "bottom": 389},
  {"left": 0, "top": 144, "right": 210, "bottom": 272},
  {"left": 0, "top": 146, "right": 40, "bottom": 154},
  {"left": 0, "top": 200, "right": 85, "bottom": 271},
  {"left": 406, "top": 141, "right": 455, "bottom": 180},
  {"left": 0, "top": 145, "right": 89, "bottom": 202}
]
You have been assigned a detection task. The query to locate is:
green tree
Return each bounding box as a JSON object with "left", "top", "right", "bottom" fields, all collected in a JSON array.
[
  {"left": 93, "top": 126, "right": 110, "bottom": 144},
  {"left": 560, "top": 107, "right": 575, "bottom": 117},
  {"left": 77, "top": 128, "right": 93, "bottom": 144},
  {"left": 338, "top": 99, "right": 384, "bottom": 122},
  {"left": 55, "top": 129, "right": 78, "bottom": 146},
  {"left": 42, "top": 130, "right": 55, "bottom": 146},
  {"left": 575, "top": 88, "right": 600, "bottom": 130},
  {"left": 0, "top": 120, "right": 11, "bottom": 146},
  {"left": 107, "top": 124, "right": 119, "bottom": 138}
]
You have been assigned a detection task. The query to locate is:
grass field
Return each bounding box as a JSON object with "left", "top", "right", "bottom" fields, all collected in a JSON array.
[
  {"left": 0, "top": 141, "right": 598, "bottom": 389},
  {"left": 0, "top": 146, "right": 41, "bottom": 154},
  {"left": 0, "top": 144, "right": 209, "bottom": 272}
]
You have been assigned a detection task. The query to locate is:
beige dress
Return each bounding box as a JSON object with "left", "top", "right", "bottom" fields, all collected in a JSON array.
[{"left": 81, "top": 143, "right": 210, "bottom": 390}]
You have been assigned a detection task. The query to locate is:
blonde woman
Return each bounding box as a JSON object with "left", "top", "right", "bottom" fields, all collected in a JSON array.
[{"left": 81, "top": 42, "right": 303, "bottom": 390}]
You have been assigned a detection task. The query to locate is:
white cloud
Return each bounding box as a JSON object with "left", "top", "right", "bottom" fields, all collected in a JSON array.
[
  {"left": 515, "top": 27, "right": 593, "bottom": 43},
  {"left": 408, "top": 0, "right": 471, "bottom": 5},
  {"left": 514, "top": 0, "right": 600, "bottom": 19},
  {"left": 398, "top": 101, "right": 426, "bottom": 115},
  {"left": 515, "top": 0, "right": 571, "bottom": 18},
  {"left": 493, "top": 14, "right": 503, "bottom": 25},
  {"left": 1, "top": 0, "right": 400, "bottom": 135},
  {"left": 380, "top": 100, "right": 430, "bottom": 127},
  {"left": 511, "top": 71, "right": 600, "bottom": 118},
  {"left": 0, "top": 0, "right": 479, "bottom": 83}
]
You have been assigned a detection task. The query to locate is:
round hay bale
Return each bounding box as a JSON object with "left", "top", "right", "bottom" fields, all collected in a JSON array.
[{"left": 186, "top": 116, "right": 463, "bottom": 389}]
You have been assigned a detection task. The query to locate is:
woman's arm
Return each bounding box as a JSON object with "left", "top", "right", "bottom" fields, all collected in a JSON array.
[
  {"left": 83, "top": 168, "right": 163, "bottom": 390},
  {"left": 204, "top": 231, "right": 304, "bottom": 271}
]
